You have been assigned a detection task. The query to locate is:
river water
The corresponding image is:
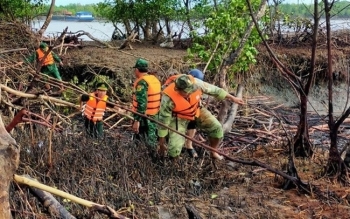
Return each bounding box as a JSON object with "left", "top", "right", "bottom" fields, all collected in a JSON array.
[
  {"left": 31, "top": 19, "right": 200, "bottom": 41},
  {"left": 31, "top": 19, "right": 350, "bottom": 41},
  {"left": 32, "top": 20, "right": 116, "bottom": 41}
]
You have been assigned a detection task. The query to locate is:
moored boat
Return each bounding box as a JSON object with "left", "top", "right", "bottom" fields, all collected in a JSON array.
[{"left": 51, "top": 11, "right": 94, "bottom": 22}]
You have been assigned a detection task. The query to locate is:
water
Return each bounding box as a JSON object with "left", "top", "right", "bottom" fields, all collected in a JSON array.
[
  {"left": 31, "top": 19, "right": 201, "bottom": 41},
  {"left": 31, "top": 20, "right": 115, "bottom": 41},
  {"left": 31, "top": 19, "right": 350, "bottom": 41}
]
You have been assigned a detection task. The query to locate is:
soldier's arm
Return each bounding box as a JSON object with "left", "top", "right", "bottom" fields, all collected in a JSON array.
[
  {"left": 195, "top": 78, "right": 228, "bottom": 101},
  {"left": 133, "top": 80, "right": 148, "bottom": 121},
  {"left": 51, "top": 52, "right": 62, "bottom": 64},
  {"left": 24, "top": 52, "right": 36, "bottom": 64}
]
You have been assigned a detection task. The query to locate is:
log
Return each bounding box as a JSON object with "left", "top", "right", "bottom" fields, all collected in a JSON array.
[
  {"left": 14, "top": 175, "right": 130, "bottom": 219},
  {"left": 223, "top": 85, "right": 244, "bottom": 133},
  {"left": 25, "top": 175, "right": 76, "bottom": 219}
]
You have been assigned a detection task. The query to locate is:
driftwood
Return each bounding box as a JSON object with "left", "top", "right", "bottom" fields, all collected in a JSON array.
[
  {"left": 119, "top": 30, "right": 139, "bottom": 50},
  {"left": 21, "top": 175, "right": 76, "bottom": 219},
  {"left": 14, "top": 175, "right": 130, "bottom": 219}
]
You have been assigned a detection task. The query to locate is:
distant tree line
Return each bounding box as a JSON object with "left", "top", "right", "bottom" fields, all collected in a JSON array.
[{"left": 279, "top": 1, "right": 350, "bottom": 18}]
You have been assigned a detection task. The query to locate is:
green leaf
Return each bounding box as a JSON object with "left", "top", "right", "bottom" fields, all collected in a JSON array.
[{"left": 211, "top": 194, "right": 218, "bottom": 199}]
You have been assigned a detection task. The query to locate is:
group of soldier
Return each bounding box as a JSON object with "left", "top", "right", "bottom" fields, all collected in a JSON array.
[
  {"left": 80, "top": 58, "right": 244, "bottom": 161},
  {"left": 28, "top": 42, "right": 244, "bottom": 161}
]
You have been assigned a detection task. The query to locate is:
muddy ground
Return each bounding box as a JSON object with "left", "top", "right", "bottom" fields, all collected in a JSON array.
[{"left": 6, "top": 36, "right": 350, "bottom": 218}]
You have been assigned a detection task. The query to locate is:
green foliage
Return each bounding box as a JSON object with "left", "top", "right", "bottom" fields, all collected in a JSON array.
[
  {"left": 95, "top": 0, "right": 181, "bottom": 27},
  {"left": 0, "top": 0, "right": 47, "bottom": 22},
  {"left": 187, "top": 0, "right": 262, "bottom": 78},
  {"left": 39, "top": 4, "right": 98, "bottom": 17}
]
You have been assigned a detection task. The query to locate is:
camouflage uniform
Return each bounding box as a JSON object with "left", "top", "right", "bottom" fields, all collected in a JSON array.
[
  {"left": 25, "top": 43, "right": 63, "bottom": 80},
  {"left": 133, "top": 79, "right": 158, "bottom": 151},
  {"left": 158, "top": 77, "right": 228, "bottom": 158}
]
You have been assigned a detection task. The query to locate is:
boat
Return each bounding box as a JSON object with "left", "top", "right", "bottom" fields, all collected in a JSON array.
[{"left": 51, "top": 11, "right": 94, "bottom": 22}]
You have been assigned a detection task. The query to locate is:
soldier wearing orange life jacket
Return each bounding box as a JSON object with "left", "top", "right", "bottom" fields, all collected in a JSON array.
[
  {"left": 132, "top": 58, "right": 161, "bottom": 157},
  {"left": 80, "top": 83, "right": 110, "bottom": 138},
  {"left": 161, "top": 69, "right": 206, "bottom": 158},
  {"left": 158, "top": 74, "right": 245, "bottom": 161},
  {"left": 25, "top": 42, "right": 64, "bottom": 91}
]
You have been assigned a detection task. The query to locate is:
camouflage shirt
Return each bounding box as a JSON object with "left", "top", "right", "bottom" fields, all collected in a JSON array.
[
  {"left": 158, "top": 78, "right": 228, "bottom": 137},
  {"left": 133, "top": 79, "right": 148, "bottom": 123}
]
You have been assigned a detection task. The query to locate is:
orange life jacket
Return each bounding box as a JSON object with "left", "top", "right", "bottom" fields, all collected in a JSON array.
[
  {"left": 132, "top": 75, "right": 161, "bottom": 115},
  {"left": 36, "top": 48, "right": 54, "bottom": 66},
  {"left": 163, "top": 75, "right": 202, "bottom": 120},
  {"left": 84, "top": 93, "right": 108, "bottom": 122},
  {"left": 163, "top": 75, "right": 178, "bottom": 87}
]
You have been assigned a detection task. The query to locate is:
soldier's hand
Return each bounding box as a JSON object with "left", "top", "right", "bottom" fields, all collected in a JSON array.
[
  {"left": 228, "top": 95, "right": 244, "bottom": 105},
  {"left": 132, "top": 121, "right": 140, "bottom": 134}
]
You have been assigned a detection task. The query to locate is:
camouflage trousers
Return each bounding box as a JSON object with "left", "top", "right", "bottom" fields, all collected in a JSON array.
[
  {"left": 167, "top": 107, "right": 223, "bottom": 158},
  {"left": 41, "top": 64, "right": 62, "bottom": 80},
  {"left": 135, "top": 116, "right": 158, "bottom": 151},
  {"left": 84, "top": 117, "right": 104, "bottom": 139}
]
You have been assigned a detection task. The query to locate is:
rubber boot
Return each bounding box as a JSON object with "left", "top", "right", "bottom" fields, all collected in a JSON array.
[{"left": 208, "top": 137, "right": 223, "bottom": 160}]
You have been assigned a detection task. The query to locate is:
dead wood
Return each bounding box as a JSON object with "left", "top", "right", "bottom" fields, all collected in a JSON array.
[
  {"left": 0, "top": 84, "right": 78, "bottom": 109},
  {"left": 73, "top": 30, "right": 113, "bottom": 48},
  {"left": 222, "top": 85, "right": 244, "bottom": 133},
  {"left": 119, "top": 30, "right": 139, "bottom": 50},
  {"left": 23, "top": 175, "right": 76, "bottom": 219},
  {"left": 185, "top": 204, "right": 203, "bottom": 219},
  {"left": 0, "top": 48, "right": 27, "bottom": 54},
  {"left": 14, "top": 175, "right": 130, "bottom": 219}
]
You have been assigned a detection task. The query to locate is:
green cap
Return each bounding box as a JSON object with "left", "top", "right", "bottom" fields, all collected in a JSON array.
[
  {"left": 40, "top": 42, "right": 48, "bottom": 49},
  {"left": 133, "top": 58, "right": 148, "bottom": 69},
  {"left": 96, "top": 82, "right": 108, "bottom": 91},
  {"left": 175, "top": 75, "right": 197, "bottom": 93}
]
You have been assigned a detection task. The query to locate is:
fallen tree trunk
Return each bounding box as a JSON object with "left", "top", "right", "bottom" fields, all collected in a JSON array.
[
  {"left": 25, "top": 175, "right": 76, "bottom": 219},
  {"left": 222, "top": 85, "right": 244, "bottom": 133},
  {"left": 14, "top": 175, "right": 130, "bottom": 219}
]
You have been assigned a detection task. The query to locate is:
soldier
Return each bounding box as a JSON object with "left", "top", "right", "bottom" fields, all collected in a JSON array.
[
  {"left": 80, "top": 82, "right": 109, "bottom": 138},
  {"left": 25, "top": 42, "right": 64, "bottom": 91},
  {"left": 157, "top": 74, "right": 244, "bottom": 161},
  {"left": 132, "top": 58, "right": 161, "bottom": 157},
  {"left": 162, "top": 69, "right": 205, "bottom": 158}
]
